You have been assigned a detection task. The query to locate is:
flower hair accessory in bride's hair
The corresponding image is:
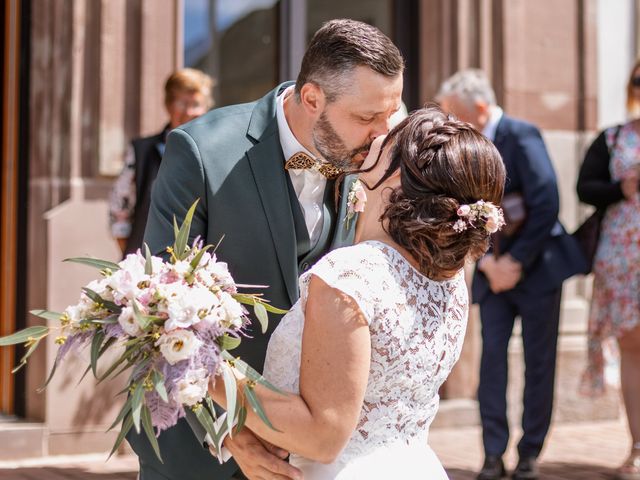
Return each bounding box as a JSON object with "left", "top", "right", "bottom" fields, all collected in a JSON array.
[{"left": 452, "top": 200, "right": 505, "bottom": 234}]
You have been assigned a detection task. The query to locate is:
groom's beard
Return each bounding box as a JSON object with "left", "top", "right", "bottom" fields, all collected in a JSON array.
[{"left": 313, "top": 112, "right": 371, "bottom": 170}]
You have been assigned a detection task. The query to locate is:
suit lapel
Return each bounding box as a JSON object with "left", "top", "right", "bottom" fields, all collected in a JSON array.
[{"left": 245, "top": 82, "right": 299, "bottom": 305}]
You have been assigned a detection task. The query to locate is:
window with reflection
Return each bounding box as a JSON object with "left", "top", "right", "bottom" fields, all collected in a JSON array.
[{"left": 184, "top": 0, "right": 280, "bottom": 107}]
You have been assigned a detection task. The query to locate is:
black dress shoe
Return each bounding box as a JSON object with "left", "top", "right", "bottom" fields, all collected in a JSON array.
[
  {"left": 477, "top": 455, "right": 506, "bottom": 480},
  {"left": 512, "top": 456, "right": 539, "bottom": 480}
]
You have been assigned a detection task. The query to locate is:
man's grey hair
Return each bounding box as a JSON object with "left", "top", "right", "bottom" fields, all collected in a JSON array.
[{"left": 435, "top": 69, "right": 496, "bottom": 108}]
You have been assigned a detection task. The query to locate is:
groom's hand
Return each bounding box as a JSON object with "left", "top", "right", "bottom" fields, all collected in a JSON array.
[{"left": 224, "top": 428, "right": 303, "bottom": 480}]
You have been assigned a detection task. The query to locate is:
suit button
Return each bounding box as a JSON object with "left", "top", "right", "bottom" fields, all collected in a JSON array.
[{"left": 301, "top": 262, "right": 310, "bottom": 272}]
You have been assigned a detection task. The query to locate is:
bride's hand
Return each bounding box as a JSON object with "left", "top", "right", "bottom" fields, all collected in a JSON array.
[{"left": 224, "top": 428, "right": 303, "bottom": 480}]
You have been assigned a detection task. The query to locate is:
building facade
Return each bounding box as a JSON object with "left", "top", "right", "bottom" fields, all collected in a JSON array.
[{"left": 0, "top": 0, "right": 636, "bottom": 459}]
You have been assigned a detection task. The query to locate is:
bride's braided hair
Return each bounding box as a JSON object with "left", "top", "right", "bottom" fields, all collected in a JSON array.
[{"left": 373, "top": 106, "right": 505, "bottom": 280}]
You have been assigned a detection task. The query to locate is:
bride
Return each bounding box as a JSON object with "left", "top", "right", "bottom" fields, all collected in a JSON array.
[{"left": 210, "top": 106, "right": 506, "bottom": 479}]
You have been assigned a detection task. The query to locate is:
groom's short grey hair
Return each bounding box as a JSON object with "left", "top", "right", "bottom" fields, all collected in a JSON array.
[
  {"left": 436, "top": 69, "right": 497, "bottom": 109},
  {"left": 295, "top": 19, "right": 404, "bottom": 103}
]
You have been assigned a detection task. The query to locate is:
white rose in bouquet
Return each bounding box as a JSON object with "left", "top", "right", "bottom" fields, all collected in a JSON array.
[
  {"left": 156, "top": 329, "right": 202, "bottom": 365},
  {"left": 175, "top": 368, "right": 209, "bottom": 406}
]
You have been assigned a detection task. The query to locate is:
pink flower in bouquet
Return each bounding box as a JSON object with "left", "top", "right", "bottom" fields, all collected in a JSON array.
[{"left": 118, "top": 306, "right": 144, "bottom": 337}]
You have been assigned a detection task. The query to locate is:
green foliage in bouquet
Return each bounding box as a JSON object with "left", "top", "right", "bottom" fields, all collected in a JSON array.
[{"left": 0, "top": 200, "right": 286, "bottom": 461}]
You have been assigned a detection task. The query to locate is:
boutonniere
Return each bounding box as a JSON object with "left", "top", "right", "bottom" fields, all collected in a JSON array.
[{"left": 344, "top": 179, "right": 367, "bottom": 230}]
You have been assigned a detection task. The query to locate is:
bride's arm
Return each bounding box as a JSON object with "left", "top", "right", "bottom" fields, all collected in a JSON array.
[{"left": 210, "top": 273, "right": 371, "bottom": 464}]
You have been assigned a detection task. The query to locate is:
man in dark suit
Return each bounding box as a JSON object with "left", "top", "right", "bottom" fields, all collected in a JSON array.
[
  {"left": 109, "top": 69, "right": 214, "bottom": 257},
  {"left": 437, "top": 69, "right": 585, "bottom": 480},
  {"left": 131, "top": 19, "right": 404, "bottom": 480}
]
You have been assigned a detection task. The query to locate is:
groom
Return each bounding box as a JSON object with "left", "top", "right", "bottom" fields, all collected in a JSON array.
[{"left": 131, "top": 19, "right": 404, "bottom": 480}]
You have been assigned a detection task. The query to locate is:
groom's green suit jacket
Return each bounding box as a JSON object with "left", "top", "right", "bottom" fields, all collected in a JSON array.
[{"left": 129, "top": 83, "right": 357, "bottom": 480}]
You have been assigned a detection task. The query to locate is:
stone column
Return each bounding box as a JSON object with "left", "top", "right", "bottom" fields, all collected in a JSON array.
[{"left": 22, "top": 0, "right": 181, "bottom": 456}]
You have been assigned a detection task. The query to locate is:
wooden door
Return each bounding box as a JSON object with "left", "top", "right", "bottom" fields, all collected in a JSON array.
[{"left": 1, "top": 0, "right": 22, "bottom": 415}]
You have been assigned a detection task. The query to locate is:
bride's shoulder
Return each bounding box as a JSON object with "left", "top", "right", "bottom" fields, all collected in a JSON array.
[{"left": 315, "top": 242, "right": 387, "bottom": 270}]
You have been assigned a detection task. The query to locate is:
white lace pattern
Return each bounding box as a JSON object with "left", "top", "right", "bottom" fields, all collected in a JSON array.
[{"left": 263, "top": 240, "right": 469, "bottom": 465}]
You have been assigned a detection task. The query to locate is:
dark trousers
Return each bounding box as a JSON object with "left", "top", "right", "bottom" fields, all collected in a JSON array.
[{"left": 477, "top": 287, "right": 562, "bottom": 459}]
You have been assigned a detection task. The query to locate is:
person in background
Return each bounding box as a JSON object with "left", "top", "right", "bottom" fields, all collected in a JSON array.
[
  {"left": 437, "top": 69, "right": 584, "bottom": 480},
  {"left": 109, "top": 68, "right": 214, "bottom": 256},
  {"left": 577, "top": 59, "right": 640, "bottom": 480}
]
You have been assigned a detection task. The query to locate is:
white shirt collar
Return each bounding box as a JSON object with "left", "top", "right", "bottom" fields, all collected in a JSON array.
[
  {"left": 482, "top": 106, "right": 503, "bottom": 142},
  {"left": 276, "top": 86, "right": 316, "bottom": 174}
]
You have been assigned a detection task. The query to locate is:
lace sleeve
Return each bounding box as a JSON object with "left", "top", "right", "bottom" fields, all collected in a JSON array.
[{"left": 300, "top": 245, "right": 377, "bottom": 325}]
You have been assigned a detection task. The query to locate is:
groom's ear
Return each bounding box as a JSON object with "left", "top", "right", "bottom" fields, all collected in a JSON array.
[{"left": 299, "top": 83, "right": 326, "bottom": 116}]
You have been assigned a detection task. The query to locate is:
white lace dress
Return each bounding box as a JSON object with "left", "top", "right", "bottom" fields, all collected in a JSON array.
[{"left": 263, "top": 240, "right": 469, "bottom": 479}]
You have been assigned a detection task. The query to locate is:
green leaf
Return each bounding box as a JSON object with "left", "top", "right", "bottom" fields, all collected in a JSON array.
[
  {"left": 97, "top": 346, "right": 135, "bottom": 382},
  {"left": 235, "top": 405, "right": 247, "bottom": 434},
  {"left": 141, "top": 404, "right": 163, "bottom": 462},
  {"left": 151, "top": 370, "right": 168, "bottom": 403},
  {"left": 131, "top": 301, "right": 152, "bottom": 331},
  {"left": 174, "top": 200, "right": 199, "bottom": 260},
  {"left": 77, "top": 364, "right": 93, "bottom": 386},
  {"left": 0, "top": 326, "right": 49, "bottom": 346},
  {"left": 222, "top": 352, "right": 283, "bottom": 394},
  {"left": 243, "top": 384, "right": 279, "bottom": 431},
  {"left": 37, "top": 356, "right": 59, "bottom": 392},
  {"left": 260, "top": 302, "right": 289, "bottom": 315},
  {"left": 131, "top": 382, "right": 145, "bottom": 434},
  {"left": 64, "top": 257, "right": 121, "bottom": 272},
  {"left": 108, "top": 412, "right": 133, "bottom": 460},
  {"left": 107, "top": 396, "right": 133, "bottom": 432},
  {"left": 82, "top": 288, "right": 120, "bottom": 312},
  {"left": 144, "top": 243, "right": 153, "bottom": 275},
  {"left": 90, "top": 329, "right": 106, "bottom": 377},
  {"left": 12, "top": 335, "right": 45, "bottom": 373},
  {"left": 193, "top": 403, "right": 223, "bottom": 456},
  {"left": 189, "top": 244, "right": 212, "bottom": 271},
  {"left": 253, "top": 302, "right": 269, "bottom": 334},
  {"left": 216, "top": 334, "right": 241, "bottom": 351},
  {"left": 173, "top": 216, "right": 180, "bottom": 240},
  {"left": 221, "top": 363, "right": 237, "bottom": 434},
  {"left": 29, "top": 310, "right": 64, "bottom": 322}
]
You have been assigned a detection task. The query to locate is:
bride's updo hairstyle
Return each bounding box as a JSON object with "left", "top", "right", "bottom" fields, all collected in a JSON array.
[{"left": 371, "top": 106, "right": 506, "bottom": 281}]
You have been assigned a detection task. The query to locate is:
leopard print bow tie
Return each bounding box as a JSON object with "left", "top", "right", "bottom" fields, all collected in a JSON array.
[{"left": 284, "top": 151, "right": 343, "bottom": 179}]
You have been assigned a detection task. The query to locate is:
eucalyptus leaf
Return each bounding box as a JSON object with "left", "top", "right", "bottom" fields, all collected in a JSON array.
[
  {"left": 151, "top": 370, "right": 168, "bottom": 403},
  {"left": 221, "top": 363, "right": 237, "bottom": 434},
  {"left": 189, "top": 244, "right": 212, "bottom": 271},
  {"left": 243, "top": 384, "right": 279, "bottom": 431},
  {"left": 193, "top": 404, "right": 222, "bottom": 456},
  {"left": 12, "top": 336, "right": 44, "bottom": 373},
  {"left": 81, "top": 288, "right": 120, "bottom": 312},
  {"left": 173, "top": 216, "right": 180, "bottom": 240},
  {"left": 29, "top": 310, "right": 64, "bottom": 322},
  {"left": 131, "top": 301, "right": 152, "bottom": 331},
  {"left": 141, "top": 404, "right": 163, "bottom": 462},
  {"left": 217, "top": 334, "right": 241, "bottom": 351},
  {"left": 107, "top": 396, "right": 133, "bottom": 432},
  {"left": 260, "top": 302, "right": 288, "bottom": 315},
  {"left": 90, "top": 329, "right": 106, "bottom": 377},
  {"left": 235, "top": 405, "right": 247, "bottom": 434},
  {"left": 131, "top": 382, "right": 145, "bottom": 434},
  {"left": 222, "top": 352, "right": 283, "bottom": 394},
  {"left": 0, "top": 326, "right": 49, "bottom": 346},
  {"left": 37, "top": 356, "right": 59, "bottom": 392},
  {"left": 144, "top": 243, "right": 154, "bottom": 275},
  {"left": 64, "top": 257, "right": 121, "bottom": 272},
  {"left": 174, "top": 200, "right": 199, "bottom": 260},
  {"left": 253, "top": 302, "right": 269, "bottom": 334},
  {"left": 108, "top": 412, "right": 133, "bottom": 460}
]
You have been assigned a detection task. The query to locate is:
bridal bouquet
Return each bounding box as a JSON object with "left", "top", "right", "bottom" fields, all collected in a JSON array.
[{"left": 0, "top": 201, "right": 284, "bottom": 461}]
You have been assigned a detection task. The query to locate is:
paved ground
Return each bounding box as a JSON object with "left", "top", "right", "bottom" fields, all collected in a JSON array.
[{"left": 0, "top": 419, "right": 629, "bottom": 479}]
